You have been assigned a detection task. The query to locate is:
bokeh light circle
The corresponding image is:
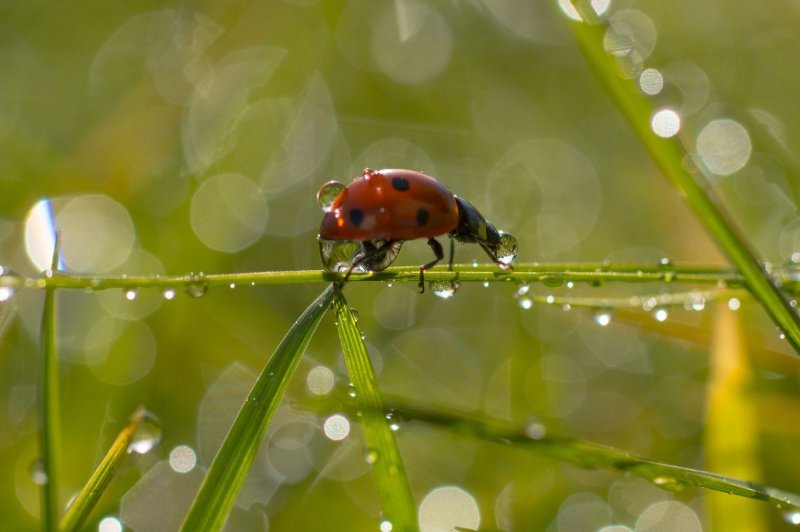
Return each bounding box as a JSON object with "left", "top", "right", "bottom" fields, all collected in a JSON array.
[
  {"left": 696, "top": 118, "right": 751, "bottom": 175},
  {"left": 418, "top": 486, "right": 480, "bottom": 532},
  {"left": 190, "top": 173, "right": 268, "bottom": 253},
  {"left": 651, "top": 109, "right": 681, "bottom": 138}
]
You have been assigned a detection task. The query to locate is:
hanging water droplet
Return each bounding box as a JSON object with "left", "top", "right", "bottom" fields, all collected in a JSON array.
[
  {"left": 124, "top": 288, "right": 138, "bottom": 301},
  {"left": 360, "top": 330, "right": 366, "bottom": 340},
  {"left": 653, "top": 307, "right": 669, "bottom": 322},
  {"left": 128, "top": 411, "right": 162, "bottom": 454},
  {"left": 185, "top": 273, "right": 208, "bottom": 298},
  {"left": 316, "top": 181, "right": 347, "bottom": 212},
  {"left": 162, "top": 287, "right": 176, "bottom": 300},
  {"left": 494, "top": 232, "right": 519, "bottom": 268},
  {"left": 350, "top": 308, "right": 359, "bottom": 322},
  {"left": 386, "top": 282, "right": 393, "bottom": 288},
  {"left": 365, "top": 448, "right": 380, "bottom": 464},
  {"left": 589, "top": 278, "right": 603, "bottom": 288},
  {"left": 516, "top": 283, "right": 530, "bottom": 296},
  {"left": 517, "top": 296, "right": 533, "bottom": 310},
  {"left": 545, "top": 294, "right": 555, "bottom": 304},
  {"left": 347, "top": 383, "right": 357, "bottom": 398},
  {"left": 471, "top": 260, "right": 478, "bottom": 268},
  {"left": 482, "top": 281, "right": 490, "bottom": 288},
  {"left": 779, "top": 330, "right": 787, "bottom": 340},
  {"left": 430, "top": 280, "right": 458, "bottom": 299},
  {"left": 592, "top": 307, "right": 614, "bottom": 327},
  {"left": 229, "top": 283, "right": 236, "bottom": 289},
  {"left": 525, "top": 421, "right": 546, "bottom": 440},
  {"left": 658, "top": 257, "right": 673, "bottom": 268},
  {"left": 540, "top": 274, "right": 564, "bottom": 288},
  {"left": 385, "top": 411, "right": 401, "bottom": 431},
  {"left": 379, "top": 519, "right": 393, "bottom": 532},
  {"left": 566, "top": 281, "right": 574, "bottom": 289},
  {"left": 29, "top": 459, "right": 48, "bottom": 485},
  {"left": 687, "top": 293, "right": 706, "bottom": 311}
]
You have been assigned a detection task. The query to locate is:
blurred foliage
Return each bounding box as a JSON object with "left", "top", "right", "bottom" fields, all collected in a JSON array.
[{"left": 1, "top": 0, "right": 800, "bottom": 530}]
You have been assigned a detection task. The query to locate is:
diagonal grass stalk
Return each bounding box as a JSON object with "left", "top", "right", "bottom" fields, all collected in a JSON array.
[
  {"left": 333, "top": 289, "right": 418, "bottom": 531},
  {"left": 60, "top": 407, "right": 152, "bottom": 532},
  {"left": 564, "top": 1, "right": 800, "bottom": 355},
  {"left": 181, "top": 285, "right": 334, "bottom": 531}
]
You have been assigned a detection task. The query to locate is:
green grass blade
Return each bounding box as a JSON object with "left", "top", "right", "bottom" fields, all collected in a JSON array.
[
  {"left": 333, "top": 289, "right": 418, "bottom": 532},
  {"left": 60, "top": 407, "right": 152, "bottom": 532},
  {"left": 384, "top": 400, "right": 800, "bottom": 512},
  {"left": 181, "top": 285, "right": 334, "bottom": 531},
  {"left": 40, "top": 243, "right": 61, "bottom": 531},
  {"left": 564, "top": 2, "right": 800, "bottom": 356}
]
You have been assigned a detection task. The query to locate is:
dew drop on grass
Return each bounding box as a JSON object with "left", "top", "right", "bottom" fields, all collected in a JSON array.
[
  {"left": 545, "top": 294, "right": 555, "bottom": 304},
  {"left": 347, "top": 383, "right": 357, "bottom": 398},
  {"left": 517, "top": 296, "right": 533, "bottom": 310},
  {"left": 650, "top": 476, "right": 695, "bottom": 492},
  {"left": 124, "top": 288, "right": 138, "bottom": 301},
  {"left": 350, "top": 308, "right": 359, "bottom": 322},
  {"left": 162, "top": 287, "right": 176, "bottom": 300},
  {"left": 185, "top": 273, "right": 208, "bottom": 298},
  {"left": 540, "top": 274, "right": 564, "bottom": 288},
  {"left": 482, "top": 281, "right": 489, "bottom": 288},
  {"left": 29, "top": 459, "right": 47, "bottom": 485},
  {"left": 430, "top": 280, "right": 458, "bottom": 299},
  {"left": 128, "top": 411, "right": 162, "bottom": 454},
  {"left": 316, "top": 181, "right": 346, "bottom": 212},
  {"left": 727, "top": 297, "right": 741, "bottom": 311},
  {"left": 592, "top": 307, "right": 614, "bottom": 327},
  {"left": 525, "top": 421, "right": 546, "bottom": 440},
  {"left": 380, "top": 519, "right": 393, "bottom": 532}
]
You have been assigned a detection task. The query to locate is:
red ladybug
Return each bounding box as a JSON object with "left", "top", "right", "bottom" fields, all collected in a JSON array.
[{"left": 317, "top": 168, "right": 518, "bottom": 292}]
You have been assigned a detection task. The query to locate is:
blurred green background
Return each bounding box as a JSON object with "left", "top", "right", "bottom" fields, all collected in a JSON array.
[{"left": 2, "top": 0, "right": 800, "bottom": 530}]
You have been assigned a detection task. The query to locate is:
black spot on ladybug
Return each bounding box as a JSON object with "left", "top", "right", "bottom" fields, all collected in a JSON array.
[
  {"left": 349, "top": 209, "right": 364, "bottom": 227},
  {"left": 416, "top": 207, "right": 429, "bottom": 227},
  {"left": 391, "top": 177, "right": 411, "bottom": 191}
]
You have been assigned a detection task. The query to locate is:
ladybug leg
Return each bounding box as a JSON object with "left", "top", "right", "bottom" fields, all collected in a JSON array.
[
  {"left": 418, "top": 238, "right": 444, "bottom": 293},
  {"left": 448, "top": 235, "right": 455, "bottom": 272},
  {"left": 342, "top": 240, "right": 399, "bottom": 286}
]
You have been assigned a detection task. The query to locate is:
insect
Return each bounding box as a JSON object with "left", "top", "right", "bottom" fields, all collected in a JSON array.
[{"left": 317, "top": 168, "right": 518, "bottom": 293}]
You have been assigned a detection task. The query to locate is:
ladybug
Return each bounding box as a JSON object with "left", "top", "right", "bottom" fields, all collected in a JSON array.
[{"left": 317, "top": 168, "right": 518, "bottom": 292}]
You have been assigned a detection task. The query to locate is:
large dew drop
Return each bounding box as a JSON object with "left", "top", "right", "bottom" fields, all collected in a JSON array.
[
  {"left": 185, "top": 273, "right": 209, "bottom": 298},
  {"left": 319, "top": 239, "right": 362, "bottom": 273},
  {"left": 128, "top": 411, "right": 162, "bottom": 454},
  {"left": 316, "top": 181, "right": 346, "bottom": 213},
  {"left": 495, "top": 232, "right": 519, "bottom": 268}
]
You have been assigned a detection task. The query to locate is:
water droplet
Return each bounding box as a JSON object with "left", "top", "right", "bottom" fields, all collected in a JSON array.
[
  {"left": 592, "top": 307, "right": 613, "bottom": 327},
  {"left": 540, "top": 274, "right": 564, "bottom": 288},
  {"left": 658, "top": 257, "right": 673, "bottom": 268},
  {"left": 385, "top": 411, "right": 401, "bottom": 431},
  {"left": 360, "top": 331, "right": 366, "bottom": 340},
  {"left": 229, "top": 283, "right": 236, "bottom": 289},
  {"left": 545, "top": 294, "right": 555, "bottom": 304},
  {"left": 561, "top": 304, "right": 572, "bottom": 312},
  {"left": 124, "top": 288, "right": 138, "bottom": 301},
  {"left": 525, "top": 422, "right": 546, "bottom": 440},
  {"left": 516, "top": 283, "right": 530, "bottom": 296},
  {"left": 185, "top": 273, "right": 208, "bottom": 298},
  {"left": 380, "top": 520, "right": 393, "bottom": 532},
  {"left": 430, "top": 280, "right": 458, "bottom": 299},
  {"left": 494, "top": 232, "right": 518, "bottom": 268},
  {"left": 482, "top": 281, "right": 490, "bottom": 288},
  {"left": 589, "top": 278, "right": 603, "bottom": 288},
  {"left": 687, "top": 293, "right": 706, "bottom": 311},
  {"left": 727, "top": 297, "right": 741, "bottom": 311},
  {"left": 517, "top": 296, "right": 533, "bottom": 310},
  {"left": 162, "top": 287, "right": 176, "bottom": 300},
  {"left": 783, "top": 510, "right": 800, "bottom": 526},
  {"left": 350, "top": 308, "right": 359, "bottom": 322},
  {"left": 653, "top": 307, "right": 669, "bottom": 322},
  {"left": 386, "top": 282, "right": 393, "bottom": 288},
  {"left": 347, "top": 384, "right": 357, "bottom": 398},
  {"left": 471, "top": 260, "right": 478, "bottom": 268},
  {"left": 365, "top": 448, "right": 380, "bottom": 464},
  {"left": 316, "top": 180, "right": 346, "bottom": 212},
  {"left": 29, "top": 459, "right": 47, "bottom": 485},
  {"left": 779, "top": 331, "right": 787, "bottom": 340},
  {"left": 566, "top": 281, "right": 574, "bottom": 289},
  {"left": 128, "top": 411, "right": 162, "bottom": 454},
  {"left": 650, "top": 476, "right": 694, "bottom": 492}
]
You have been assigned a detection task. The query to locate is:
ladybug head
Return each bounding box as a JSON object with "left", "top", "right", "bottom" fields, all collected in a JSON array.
[{"left": 450, "top": 196, "right": 518, "bottom": 268}]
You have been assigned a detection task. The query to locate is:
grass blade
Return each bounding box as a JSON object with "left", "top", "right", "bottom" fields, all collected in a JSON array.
[
  {"left": 40, "top": 242, "right": 61, "bottom": 530},
  {"left": 333, "top": 289, "right": 418, "bottom": 532},
  {"left": 564, "top": 2, "right": 800, "bottom": 356},
  {"left": 382, "top": 399, "right": 800, "bottom": 513},
  {"left": 706, "top": 305, "right": 767, "bottom": 530},
  {"left": 181, "top": 285, "right": 334, "bottom": 531},
  {"left": 60, "top": 407, "right": 153, "bottom": 532}
]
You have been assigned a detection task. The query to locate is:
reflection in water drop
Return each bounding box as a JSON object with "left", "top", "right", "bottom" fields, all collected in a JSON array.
[
  {"left": 185, "top": 274, "right": 209, "bottom": 298},
  {"left": 651, "top": 109, "right": 681, "bottom": 138},
  {"left": 495, "top": 232, "right": 519, "bottom": 267},
  {"left": 430, "top": 280, "right": 458, "bottom": 299},
  {"left": 317, "top": 181, "right": 346, "bottom": 212},
  {"left": 128, "top": 411, "right": 162, "bottom": 454}
]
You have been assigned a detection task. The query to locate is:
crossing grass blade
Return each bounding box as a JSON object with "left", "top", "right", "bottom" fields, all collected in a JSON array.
[
  {"left": 564, "top": 1, "right": 800, "bottom": 356},
  {"left": 333, "top": 289, "right": 418, "bottom": 532},
  {"left": 181, "top": 285, "right": 334, "bottom": 531},
  {"left": 60, "top": 407, "right": 151, "bottom": 532}
]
